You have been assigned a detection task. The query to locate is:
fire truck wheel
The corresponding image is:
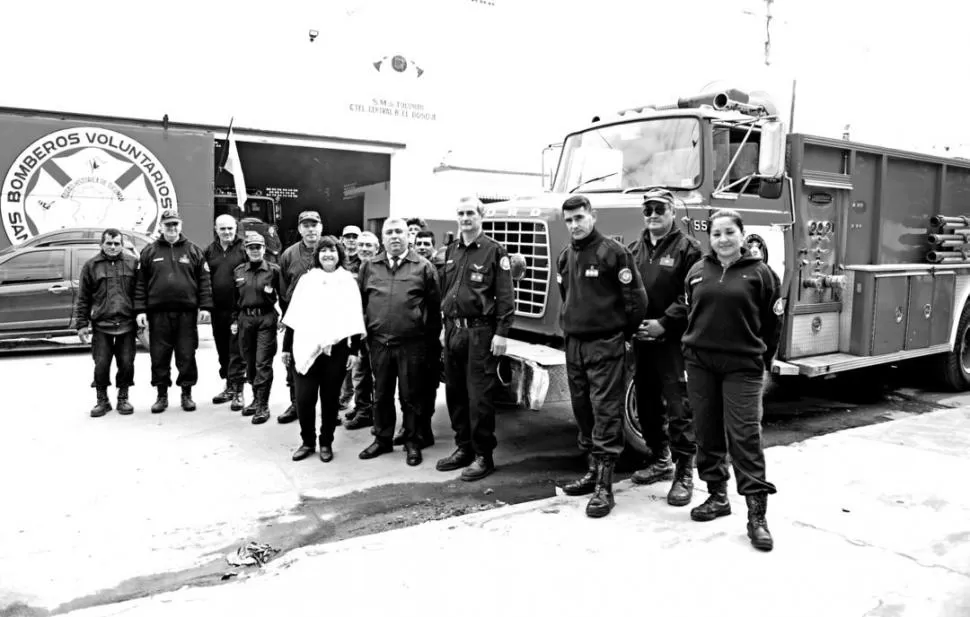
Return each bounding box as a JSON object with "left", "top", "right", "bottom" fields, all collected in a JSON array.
[
  {"left": 940, "top": 301, "right": 970, "bottom": 391},
  {"left": 622, "top": 379, "right": 651, "bottom": 457}
]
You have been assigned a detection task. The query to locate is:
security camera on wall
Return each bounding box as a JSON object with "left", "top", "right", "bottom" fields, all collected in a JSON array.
[{"left": 309, "top": 29, "right": 319, "bottom": 43}]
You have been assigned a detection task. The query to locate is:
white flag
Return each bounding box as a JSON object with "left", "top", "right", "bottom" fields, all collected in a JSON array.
[{"left": 224, "top": 127, "right": 247, "bottom": 214}]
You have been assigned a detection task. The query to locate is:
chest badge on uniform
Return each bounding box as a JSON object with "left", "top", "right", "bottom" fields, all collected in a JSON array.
[
  {"left": 585, "top": 266, "right": 600, "bottom": 278},
  {"left": 264, "top": 285, "right": 274, "bottom": 294},
  {"left": 659, "top": 256, "right": 675, "bottom": 267},
  {"left": 556, "top": 273, "right": 563, "bottom": 284},
  {"left": 618, "top": 268, "right": 632, "bottom": 284},
  {"left": 470, "top": 272, "right": 484, "bottom": 283},
  {"left": 773, "top": 298, "right": 786, "bottom": 316},
  {"left": 178, "top": 255, "right": 190, "bottom": 264}
]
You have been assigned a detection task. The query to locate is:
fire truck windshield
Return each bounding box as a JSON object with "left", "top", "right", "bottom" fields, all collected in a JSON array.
[{"left": 555, "top": 118, "right": 702, "bottom": 194}]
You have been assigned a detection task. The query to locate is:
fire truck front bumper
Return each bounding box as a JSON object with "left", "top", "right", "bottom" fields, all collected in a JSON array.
[{"left": 497, "top": 339, "right": 569, "bottom": 411}]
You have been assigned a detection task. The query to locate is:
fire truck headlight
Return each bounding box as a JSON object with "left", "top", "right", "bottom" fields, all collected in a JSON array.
[{"left": 509, "top": 253, "right": 528, "bottom": 281}]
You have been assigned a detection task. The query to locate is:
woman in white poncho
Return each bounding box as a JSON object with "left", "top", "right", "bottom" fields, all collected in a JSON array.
[{"left": 281, "top": 236, "right": 366, "bottom": 462}]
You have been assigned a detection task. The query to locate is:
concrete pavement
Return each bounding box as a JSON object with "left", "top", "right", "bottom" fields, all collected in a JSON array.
[
  {"left": 0, "top": 331, "right": 580, "bottom": 613},
  {"left": 52, "top": 406, "right": 970, "bottom": 617}
]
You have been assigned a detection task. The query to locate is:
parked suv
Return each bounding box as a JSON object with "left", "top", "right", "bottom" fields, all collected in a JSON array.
[{"left": 0, "top": 230, "right": 152, "bottom": 349}]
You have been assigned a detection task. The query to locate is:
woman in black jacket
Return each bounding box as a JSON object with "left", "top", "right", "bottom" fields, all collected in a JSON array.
[
  {"left": 281, "top": 237, "right": 366, "bottom": 463},
  {"left": 681, "top": 209, "right": 782, "bottom": 551}
]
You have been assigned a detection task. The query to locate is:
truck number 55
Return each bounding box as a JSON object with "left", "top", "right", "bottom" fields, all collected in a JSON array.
[{"left": 691, "top": 219, "right": 709, "bottom": 233}]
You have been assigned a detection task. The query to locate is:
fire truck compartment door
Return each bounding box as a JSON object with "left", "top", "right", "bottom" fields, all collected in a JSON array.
[
  {"left": 905, "top": 274, "right": 934, "bottom": 350},
  {"left": 871, "top": 274, "right": 909, "bottom": 356}
]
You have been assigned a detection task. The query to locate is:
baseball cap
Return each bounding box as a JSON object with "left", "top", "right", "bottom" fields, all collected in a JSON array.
[
  {"left": 298, "top": 211, "right": 322, "bottom": 224},
  {"left": 342, "top": 225, "right": 362, "bottom": 237},
  {"left": 642, "top": 189, "right": 676, "bottom": 206},
  {"left": 244, "top": 232, "right": 265, "bottom": 247},
  {"left": 160, "top": 209, "right": 181, "bottom": 223}
]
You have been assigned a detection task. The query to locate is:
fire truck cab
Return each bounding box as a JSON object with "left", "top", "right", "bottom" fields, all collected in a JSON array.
[{"left": 444, "top": 88, "right": 970, "bottom": 455}]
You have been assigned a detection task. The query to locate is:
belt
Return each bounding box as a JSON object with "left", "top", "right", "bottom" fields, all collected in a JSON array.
[
  {"left": 241, "top": 306, "right": 274, "bottom": 316},
  {"left": 447, "top": 316, "right": 494, "bottom": 329}
]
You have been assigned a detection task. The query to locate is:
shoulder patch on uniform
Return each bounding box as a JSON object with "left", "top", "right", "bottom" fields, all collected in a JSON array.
[
  {"left": 556, "top": 273, "right": 563, "bottom": 284},
  {"left": 499, "top": 256, "right": 510, "bottom": 271},
  {"left": 618, "top": 268, "right": 633, "bottom": 284},
  {"left": 689, "top": 276, "right": 703, "bottom": 286},
  {"left": 203, "top": 262, "right": 210, "bottom": 272},
  {"left": 773, "top": 298, "right": 786, "bottom": 316}
]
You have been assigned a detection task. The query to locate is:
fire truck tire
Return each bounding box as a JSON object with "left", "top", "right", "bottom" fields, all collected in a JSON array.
[
  {"left": 940, "top": 301, "right": 970, "bottom": 391},
  {"left": 622, "top": 379, "right": 651, "bottom": 457}
]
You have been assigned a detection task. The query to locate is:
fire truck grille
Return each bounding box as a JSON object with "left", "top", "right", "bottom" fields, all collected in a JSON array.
[{"left": 482, "top": 219, "right": 550, "bottom": 318}]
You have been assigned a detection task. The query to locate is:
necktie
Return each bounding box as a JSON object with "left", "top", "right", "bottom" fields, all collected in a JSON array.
[{"left": 392, "top": 257, "right": 400, "bottom": 270}]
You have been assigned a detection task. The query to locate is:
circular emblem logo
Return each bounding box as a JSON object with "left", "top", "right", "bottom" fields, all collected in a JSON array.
[
  {"left": 618, "top": 268, "right": 633, "bottom": 284},
  {"left": 1, "top": 127, "right": 178, "bottom": 245},
  {"left": 391, "top": 55, "right": 408, "bottom": 73}
]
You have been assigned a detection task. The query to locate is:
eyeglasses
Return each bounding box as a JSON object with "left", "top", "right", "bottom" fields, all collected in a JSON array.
[
  {"left": 642, "top": 203, "right": 668, "bottom": 216},
  {"left": 342, "top": 234, "right": 359, "bottom": 239}
]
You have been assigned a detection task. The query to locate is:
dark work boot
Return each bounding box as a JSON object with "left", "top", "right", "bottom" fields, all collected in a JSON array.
[
  {"left": 631, "top": 446, "right": 674, "bottom": 485},
  {"left": 562, "top": 453, "right": 597, "bottom": 496},
  {"left": 151, "top": 387, "right": 168, "bottom": 414},
  {"left": 690, "top": 481, "right": 732, "bottom": 522},
  {"left": 242, "top": 385, "right": 258, "bottom": 417},
  {"left": 460, "top": 454, "right": 495, "bottom": 482},
  {"left": 746, "top": 493, "right": 773, "bottom": 551},
  {"left": 252, "top": 390, "right": 270, "bottom": 425},
  {"left": 667, "top": 455, "right": 695, "bottom": 507},
  {"left": 90, "top": 387, "right": 112, "bottom": 418},
  {"left": 116, "top": 387, "right": 134, "bottom": 415},
  {"left": 277, "top": 387, "right": 297, "bottom": 423},
  {"left": 585, "top": 457, "right": 616, "bottom": 518},
  {"left": 181, "top": 386, "right": 196, "bottom": 412},
  {"left": 212, "top": 380, "right": 233, "bottom": 404},
  {"left": 344, "top": 413, "right": 373, "bottom": 430},
  {"left": 435, "top": 447, "right": 475, "bottom": 472},
  {"left": 230, "top": 383, "right": 245, "bottom": 412}
]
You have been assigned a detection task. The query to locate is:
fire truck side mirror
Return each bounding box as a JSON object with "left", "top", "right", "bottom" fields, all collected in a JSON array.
[
  {"left": 541, "top": 143, "right": 563, "bottom": 191},
  {"left": 758, "top": 121, "right": 786, "bottom": 179}
]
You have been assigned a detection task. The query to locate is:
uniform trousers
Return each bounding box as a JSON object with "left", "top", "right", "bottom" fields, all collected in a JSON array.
[
  {"left": 684, "top": 347, "right": 777, "bottom": 495},
  {"left": 565, "top": 331, "right": 627, "bottom": 458},
  {"left": 148, "top": 310, "right": 199, "bottom": 388}
]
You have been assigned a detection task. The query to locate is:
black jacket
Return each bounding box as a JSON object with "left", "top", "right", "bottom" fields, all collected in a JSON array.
[
  {"left": 231, "top": 259, "right": 283, "bottom": 322},
  {"left": 74, "top": 251, "right": 138, "bottom": 332},
  {"left": 557, "top": 228, "right": 648, "bottom": 339},
  {"left": 439, "top": 233, "right": 515, "bottom": 338},
  {"left": 134, "top": 234, "right": 214, "bottom": 313},
  {"left": 204, "top": 238, "right": 247, "bottom": 310},
  {"left": 628, "top": 226, "right": 702, "bottom": 337},
  {"left": 681, "top": 251, "right": 782, "bottom": 363},
  {"left": 358, "top": 249, "right": 442, "bottom": 345},
  {"left": 278, "top": 241, "right": 317, "bottom": 310}
]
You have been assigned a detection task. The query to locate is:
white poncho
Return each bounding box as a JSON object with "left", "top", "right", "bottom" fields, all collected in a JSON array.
[{"left": 281, "top": 267, "right": 366, "bottom": 375}]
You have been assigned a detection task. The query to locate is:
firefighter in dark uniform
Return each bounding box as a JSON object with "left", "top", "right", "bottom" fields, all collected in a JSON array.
[
  {"left": 204, "top": 214, "right": 248, "bottom": 411},
  {"left": 277, "top": 210, "right": 323, "bottom": 424},
  {"left": 628, "top": 189, "right": 703, "bottom": 507},
  {"left": 230, "top": 232, "right": 283, "bottom": 425},
  {"left": 135, "top": 209, "right": 213, "bottom": 413},
  {"left": 557, "top": 195, "right": 648, "bottom": 518},
  {"left": 682, "top": 209, "right": 781, "bottom": 551},
  {"left": 435, "top": 197, "right": 515, "bottom": 482}
]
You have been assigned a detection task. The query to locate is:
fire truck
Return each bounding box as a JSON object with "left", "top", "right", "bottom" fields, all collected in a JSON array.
[{"left": 430, "top": 88, "right": 970, "bottom": 455}]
